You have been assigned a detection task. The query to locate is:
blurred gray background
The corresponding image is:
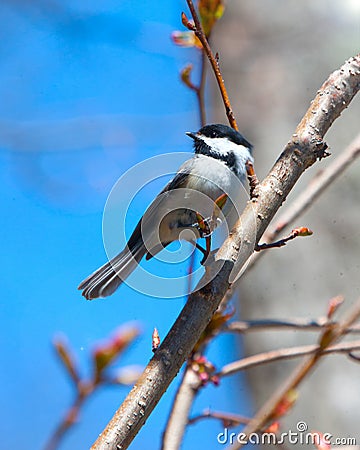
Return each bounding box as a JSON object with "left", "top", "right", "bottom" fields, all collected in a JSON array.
[{"left": 212, "top": 0, "right": 360, "bottom": 446}]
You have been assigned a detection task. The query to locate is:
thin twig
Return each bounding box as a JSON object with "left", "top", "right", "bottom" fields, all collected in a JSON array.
[
  {"left": 228, "top": 298, "right": 360, "bottom": 449},
  {"left": 246, "top": 132, "right": 360, "bottom": 271},
  {"left": 44, "top": 387, "right": 91, "bottom": 450},
  {"left": 245, "top": 160, "right": 260, "bottom": 199},
  {"left": 218, "top": 339, "right": 360, "bottom": 378},
  {"left": 255, "top": 227, "right": 312, "bottom": 251},
  {"left": 189, "top": 409, "right": 250, "bottom": 426},
  {"left": 185, "top": 42, "right": 208, "bottom": 295},
  {"left": 189, "top": 409, "right": 291, "bottom": 450},
  {"left": 181, "top": 55, "right": 207, "bottom": 127},
  {"left": 225, "top": 318, "right": 360, "bottom": 334},
  {"left": 184, "top": 0, "right": 238, "bottom": 129},
  {"left": 46, "top": 328, "right": 140, "bottom": 450},
  {"left": 198, "top": 50, "right": 207, "bottom": 126}
]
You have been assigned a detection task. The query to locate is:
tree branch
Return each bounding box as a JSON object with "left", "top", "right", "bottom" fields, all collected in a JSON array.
[
  {"left": 246, "top": 132, "right": 360, "bottom": 270},
  {"left": 161, "top": 365, "right": 201, "bottom": 450},
  {"left": 229, "top": 297, "right": 360, "bottom": 449},
  {"left": 225, "top": 318, "right": 360, "bottom": 334},
  {"left": 161, "top": 292, "right": 233, "bottom": 449},
  {"left": 218, "top": 339, "right": 360, "bottom": 377},
  {"left": 90, "top": 54, "right": 360, "bottom": 450}
]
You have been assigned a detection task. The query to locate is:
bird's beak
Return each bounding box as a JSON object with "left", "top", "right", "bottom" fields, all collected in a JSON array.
[{"left": 186, "top": 131, "right": 198, "bottom": 140}]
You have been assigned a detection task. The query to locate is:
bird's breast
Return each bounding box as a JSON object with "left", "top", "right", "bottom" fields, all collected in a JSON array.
[{"left": 184, "top": 155, "right": 233, "bottom": 200}]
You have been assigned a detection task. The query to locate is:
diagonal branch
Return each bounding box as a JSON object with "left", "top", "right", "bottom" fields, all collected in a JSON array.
[{"left": 90, "top": 54, "right": 360, "bottom": 450}]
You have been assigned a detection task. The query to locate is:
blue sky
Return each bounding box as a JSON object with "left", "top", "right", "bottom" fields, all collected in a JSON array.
[{"left": 0, "top": 2, "right": 252, "bottom": 449}]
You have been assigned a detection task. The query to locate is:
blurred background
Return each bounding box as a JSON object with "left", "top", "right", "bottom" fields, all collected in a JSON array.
[
  {"left": 1, "top": 0, "right": 359, "bottom": 449},
  {"left": 214, "top": 0, "right": 360, "bottom": 447}
]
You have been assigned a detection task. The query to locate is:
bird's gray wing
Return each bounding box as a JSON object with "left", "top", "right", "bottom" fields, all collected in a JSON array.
[
  {"left": 159, "top": 165, "right": 192, "bottom": 194},
  {"left": 127, "top": 161, "right": 193, "bottom": 250}
]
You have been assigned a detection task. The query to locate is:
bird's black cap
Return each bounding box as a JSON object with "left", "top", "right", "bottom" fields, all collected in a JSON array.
[{"left": 187, "top": 123, "right": 252, "bottom": 151}]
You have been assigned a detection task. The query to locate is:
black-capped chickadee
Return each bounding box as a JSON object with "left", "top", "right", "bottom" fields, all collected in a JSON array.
[{"left": 78, "top": 124, "right": 253, "bottom": 299}]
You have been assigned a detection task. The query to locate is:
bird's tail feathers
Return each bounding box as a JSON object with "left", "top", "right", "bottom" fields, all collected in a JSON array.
[{"left": 78, "top": 241, "right": 146, "bottom": 300}]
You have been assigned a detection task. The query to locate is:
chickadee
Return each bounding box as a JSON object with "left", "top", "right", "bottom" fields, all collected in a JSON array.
[{"left": 78, "top": 123, "right": 253, "bottom": 299}]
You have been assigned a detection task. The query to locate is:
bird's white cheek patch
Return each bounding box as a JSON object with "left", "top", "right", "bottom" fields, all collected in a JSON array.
[{"left": 200, "top": 136, "right": 235, "bottom": 155}]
